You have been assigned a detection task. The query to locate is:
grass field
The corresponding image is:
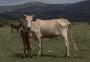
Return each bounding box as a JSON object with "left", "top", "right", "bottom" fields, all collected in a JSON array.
[{"left": 0, "top": 22, "right": 90, "bottom": 62}]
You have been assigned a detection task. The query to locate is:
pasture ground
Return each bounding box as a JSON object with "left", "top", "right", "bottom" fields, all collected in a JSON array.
[{"left": 0, "top": 22, "right": 90, "bottom": 62}]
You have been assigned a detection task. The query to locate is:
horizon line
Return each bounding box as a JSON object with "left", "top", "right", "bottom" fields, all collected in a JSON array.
[{"left": 0, "top": 0, "right": 84, "bottom": 6}]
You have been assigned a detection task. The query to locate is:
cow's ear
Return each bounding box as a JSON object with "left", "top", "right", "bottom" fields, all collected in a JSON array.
[
  {"left": 33, "top": 17, "right": 36, "bottom": 21},
  {"left": 20, "top": 18, "right": 24, "bottom": 21},
  {"left": 31, "top": 15, "right": 34, "bottom": 18},
  {"left": 22, "top": 13, "right": 27, "bottom": 17},
  {"left": 23, "top": 14, "right": 27, "bottom": 17}
]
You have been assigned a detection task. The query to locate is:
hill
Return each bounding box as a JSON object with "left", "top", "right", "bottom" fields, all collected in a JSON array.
[{"left": 0, "top": 0, "right": 90, "bottom": 21}]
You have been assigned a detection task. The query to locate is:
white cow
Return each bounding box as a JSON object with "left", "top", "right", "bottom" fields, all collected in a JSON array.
[{"left": 21, "top": 15, "right": 78, "bottom": 57}]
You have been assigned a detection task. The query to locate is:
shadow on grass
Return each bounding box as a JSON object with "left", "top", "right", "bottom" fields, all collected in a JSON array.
[
  {"left": 11, "top": 53, "right": 26, "bottom": 58},
  {"left": 33, "top": 54, "right": 61, "bottom": 58},
  {"left": 38, "top": 54, "right": 85, "bottom": 59},
  {"left": 11, "top": 53, "right": 85, "bottom": 59},
  {"left": 11, "top": 53, "right": 62, "bottom": 58}
]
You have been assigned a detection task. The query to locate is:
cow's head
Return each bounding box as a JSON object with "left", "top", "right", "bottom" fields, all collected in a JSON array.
[{"left": 21, "top": 14, "right": 34, "bottom": 29}]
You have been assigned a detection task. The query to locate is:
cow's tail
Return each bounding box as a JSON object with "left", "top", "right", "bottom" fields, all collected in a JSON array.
[{"left": 68, "top": 24, "right": 78, "bottom": 52}]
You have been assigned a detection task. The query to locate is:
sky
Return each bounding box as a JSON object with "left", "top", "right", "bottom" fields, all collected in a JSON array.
[{"left": 0, "top": 0, "right": 85, "bottom": 6}]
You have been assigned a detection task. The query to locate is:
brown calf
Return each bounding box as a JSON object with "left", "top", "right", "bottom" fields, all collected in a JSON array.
[
  {"left": 20, "top": 28, "right": 32, "bottom": 57},
  {"left": 9, "top": 22, "right": 21, "bottom": 32}
]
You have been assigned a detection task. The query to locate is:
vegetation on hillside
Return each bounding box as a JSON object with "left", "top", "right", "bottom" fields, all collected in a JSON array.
[{"left": 0, "top": 0, "right": 90, "bottom": 21}]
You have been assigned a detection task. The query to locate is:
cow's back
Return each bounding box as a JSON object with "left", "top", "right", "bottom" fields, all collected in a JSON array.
[
  {"left": 56, "top": 18, "right": 71, "bottom": 27},
  {"left": 36, "top": 20, "right": 60, "bottom": 38},
  {"left": 30, "top": 19, "right": 71, "bottom": 38}
]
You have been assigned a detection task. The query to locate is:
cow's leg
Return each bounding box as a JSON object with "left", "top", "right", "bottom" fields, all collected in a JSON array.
[
  {"left": 61, "top": 28, "right": 70, "bottom": 57},
  {"left": 34, "top": 32, "right": 42, "bottom": 56},
  {"left": 33, "top": 32, "right": 43, "bottom": 56},
  {"left": 31, "top": 31, "right": 42, "bottom": 56},
  {"left": 37, "top": 37, "right": 43, "bottom": 56}
]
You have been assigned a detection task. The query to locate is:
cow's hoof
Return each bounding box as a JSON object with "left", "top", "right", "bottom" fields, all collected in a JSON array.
[
  {"left": 37, "top": 55, "right": 40, "bottom": 57},
  {"left": 37, "top": 54, "right": 42, "bottom": 57},
  {"left": 29, "top": 56, "right": 32, "bottom": 58},
  {"left": 64, "top": 55, "right": 70, "bottom": 58},
  {"left": 23, "top": 54, "right": 28, "bottom": 58}
]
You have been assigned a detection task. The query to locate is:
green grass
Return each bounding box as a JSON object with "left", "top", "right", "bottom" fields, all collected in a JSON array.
[{"left": 0, "top": 22, "right": 90, "bottom": 62}]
